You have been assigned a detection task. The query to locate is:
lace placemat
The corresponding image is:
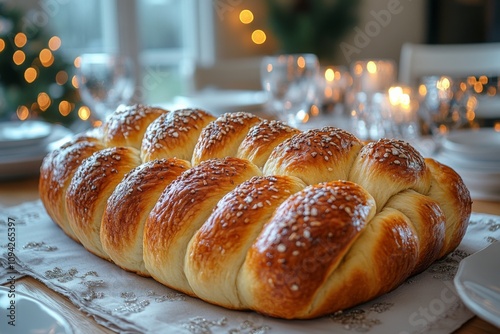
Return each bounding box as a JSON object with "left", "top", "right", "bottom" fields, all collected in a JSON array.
[{"left": 1, "top": 200, "right": 499, "bottom": 334}]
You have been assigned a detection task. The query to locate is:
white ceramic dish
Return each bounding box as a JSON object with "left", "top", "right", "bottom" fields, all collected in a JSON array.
[
  {"left": 0, "top": 120, "right": 52, "bottom": 149},
  {"left": 0, "top": 123, "right": 73, "bottom": 180},
  {"left": 454, "top": 242, "right": 500, "bottom": 328},
  {"left": 0, "top": 286, "right": 73, "bottom": 333},
  {"left": 171, "top": 89, "right": 268, "bottom": 115},
  {"left": 442, "top": 128, "right": 500, "bottom": 160}
]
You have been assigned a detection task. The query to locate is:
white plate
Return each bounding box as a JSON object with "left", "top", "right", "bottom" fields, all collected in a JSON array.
[
  {"left": 442, "top": 128, "right": 500, "bottom": 160},
  {"left": 171, "top": 89, "right": 268, "bottom": 115},
  {"left": 454, "top": 242, "right": 500, "bottom": 328},
  {"left": 0, "top": 120, "right": 52, "bottom": 149},
  {"left": 0, "top": 286, "right": 73, "bottom": 333},
  {"left": 0, "top": 124, "right": 73, "bottom": 180}
]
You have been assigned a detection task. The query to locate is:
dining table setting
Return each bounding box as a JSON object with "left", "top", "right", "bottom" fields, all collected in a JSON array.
[{"left": 1, "top": 51, "right": 500, "bottom": 334}]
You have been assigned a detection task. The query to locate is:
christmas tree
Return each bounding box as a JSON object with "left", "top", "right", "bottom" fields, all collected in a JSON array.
[
  {"left": 266, "top": 0, "right": 360, "bottom": 63},
  {"left": 0, "top": 3, "right": 82, "bottom": 125}
]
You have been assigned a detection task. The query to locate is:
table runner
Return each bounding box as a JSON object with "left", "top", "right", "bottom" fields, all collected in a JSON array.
[{"left": 1, "top": 200, "right": 499, "bottom": 333}]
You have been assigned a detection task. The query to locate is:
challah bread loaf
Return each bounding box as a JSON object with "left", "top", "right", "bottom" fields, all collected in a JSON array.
[
  {"left": 39, "top": 104, "right": 472, "bottom": 320},
  {"left": 39, "top": 131, "right": 105, "bottom": 241},
  {"left": 103, "top": 104, "right": 166, "bottom": 149},
  {"left": 100, "top": 158, "right": 190, "bottom": 276},
  {"left": 236, "top": 119, "right": 301, "bottom": 168},
  {"left": 191, "top": 112, "right": 261, "bottom": 166},
  {"left": 141, "top": 108, "right": 216, "bottom": 163},
  {"left": 263, "top": 127, "right": 364, "bottom": 185},
  {"left": 66, "top": 146, "right": 143, "bottom": 259},
  {"left": 185, "top": 175, "right": 307, "bottom": 309},
  {"left": 143, "top": 157, "right": 262, "bottom": 295},
  {"left": 424, "top": 158, "right": 472, "bottom": 257}
]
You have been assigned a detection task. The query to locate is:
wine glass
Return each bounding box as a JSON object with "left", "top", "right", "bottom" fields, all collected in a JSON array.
[
  {"left": 418, "top": 75, "right": 476, "bottom": 152},
  {"left": 76, "top": 53, "right": 135, "bottom": 122},
  {"left": 260, "top": 54, "right": 319, "bottom": 127}
]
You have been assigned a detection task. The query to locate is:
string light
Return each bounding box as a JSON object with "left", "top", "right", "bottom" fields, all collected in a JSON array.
[
  {"left": 13, "top": 50, "right": 26, "bottom": 65},
  {"left": 56, "top": 70, "right": 68, "bottom": 85},
  {"left": 16, "top": 105, "right": 29, "bottom": 120},
  {"left": 251, "top": 29, "right": 266, "bottom": 45},
  {"left": 40, "top": 48, "right": 54, "bottom": 67},
  {"left": 59, "top": 100, "right": 72, "bottom": 116},
  {"left": 37, "top": 92, "right": 51, "bottom": 111},
  {"left": 24, "top": 67, "right": 38, "bottom": 83},
  {"left": 48, "top": 36, "right": 62, "bottom": 51},
  {"left": 78, "top": 106, "right": 91, "bottom": 120},
  {"left": 14, "top": 32, "right": 27, "bottom": 48},
  {"left": 239, "top": 9, "right": 254, "bottom": 24}
]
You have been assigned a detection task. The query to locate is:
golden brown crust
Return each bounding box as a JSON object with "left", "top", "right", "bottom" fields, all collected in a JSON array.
[
  {"left": 385, "top": 190, "right": 446, "bottom": 275},
  {"left": 263, "top": 127, "right": 363, "bottom": 185},
  {"left": 191, "top": 112, "right": 262, "bottom": 166},
  {"left": 141, "top": 108, "right": 216, "bottom": 163},
  {"left": 348, "top": 138, "right": 432, "bottom": 210},
  {"left": 143, "top": 157, "right": 262, "bottom": 295},
  {"left": 38, "top": 105, "right": 473, "bottom": 320},
  {"left": 103, "top": 104, "right": 167, "bottom": 149},
  {"left": 239, "top": 180, "right": 376, "bottom": 318},
  {"left": 185, "top": 175, "right": 306, "bottom": 309},
  {"left": 66, "top": 146, "right": 142, "bottom": 259},
  {"left": 101, "top": 158, "right": 190, "bottom": 276},
  {"left": 237, "top": 120, "right": 301, "bottom": 168},
  {"left": 425, "top": 158, "right": 471, "bottom": 257},
  {"left": 39, "top": 136, "right": 105, "bottom": 241}
]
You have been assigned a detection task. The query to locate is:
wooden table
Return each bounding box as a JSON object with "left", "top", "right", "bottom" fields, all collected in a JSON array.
[{"left": 1, "top": 176, "right": 499, "bottom": 334}]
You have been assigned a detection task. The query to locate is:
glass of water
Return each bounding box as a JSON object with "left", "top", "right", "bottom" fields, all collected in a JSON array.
[
  {"left": 260, "top": 54, "right": 320, "bottom": 127},
  {"left": 76, "top": 53, "right": 135, "bottom": 122}
]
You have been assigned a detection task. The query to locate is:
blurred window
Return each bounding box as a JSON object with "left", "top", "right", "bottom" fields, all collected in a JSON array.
[{"left": 47, "top": 0, "right": 213, "bottom": 103}]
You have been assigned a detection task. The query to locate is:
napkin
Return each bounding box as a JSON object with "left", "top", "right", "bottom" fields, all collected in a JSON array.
[{"left": 1, "top": 200, "right": 499, "bottom": 334}]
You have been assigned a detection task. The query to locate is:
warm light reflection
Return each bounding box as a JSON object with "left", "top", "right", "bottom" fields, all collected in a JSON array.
[
  {"left": 14, "top": 33, "right": 27, "bottom": 48},
  {"left": 74, "top": 56, "right": 81, "bottom": 68},
  {"left": 437, "top": 77, "right": 451, "bottom": 90},
  {"left": 297, "top": 56, "right": 305, "bottom": 69},
  {"left": 418, "top": 84, "right": 427, "bottom": 96},
  {"left": 37, "top": 92, "right": 51, "bottom": 111},
  {"left": 56, "top": 70, "right": 68, "bottom": 85},
  {"left": 353, "top": 63, "right": 362, "bottom": 76},
  {"left": 71, "top": 75, "right": 79, "bottom": 88},
  {"left": 40, "top": 48, "right": 54, "bottom": 67},
  {"left": 239, "top": 9, "right": 254, "bottom": 24},
  {"left": 251, "top": 29, "right": 266, "bottom": 44},
  {"left": 78, "top": 106, "right": 91, "bottom": 120},
  {"left": 13, "top": 50, "right": 25, "bottom": 65},
  {"left": 59, "top": 100, "right": 72, "bottom": 116},
  {"left": 24, "top": 67, "right": 37, "bottom": 83},
  {"left": 16, "top": 105, "right": 29, "bottom": 120},
  {"left": 48, "top": 36, "right": 62, "bottom": 51},
  {"left": 325, "top": 68, "right": 335, "bottom": 82},
  {"left": 366, "top": 61, "right": 377, "bottom": 74}
]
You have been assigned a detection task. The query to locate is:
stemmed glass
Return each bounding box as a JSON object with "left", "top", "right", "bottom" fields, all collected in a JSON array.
[
  {"left": 76, "top": 53, "right": 135, "bottom": 123},
  {"left": 260, "top": 54, "right": 319, "bottom": 127},
  {"left": 418, "top": 75, "right": 476, "bottom": 152}
]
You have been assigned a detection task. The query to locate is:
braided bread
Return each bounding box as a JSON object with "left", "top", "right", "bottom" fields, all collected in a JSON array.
[{"left": 39, "top": 104, "right": 472, "bottom": 319}]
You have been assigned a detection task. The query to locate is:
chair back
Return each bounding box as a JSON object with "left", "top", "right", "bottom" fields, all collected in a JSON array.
[{"left": 399, "top": 42, "right": 500, "bottom": 86}]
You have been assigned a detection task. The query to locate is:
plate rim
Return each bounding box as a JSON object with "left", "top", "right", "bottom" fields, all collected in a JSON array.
[
  {"left": 454, "top": 241, "right": 500, "bottom": 328},
  {"left": 0, "top": 285, "right": 74, "bottom": 333}
]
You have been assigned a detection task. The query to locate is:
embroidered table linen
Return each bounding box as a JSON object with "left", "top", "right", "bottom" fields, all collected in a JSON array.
[{"left": 1, "top": 200, "right": 499, "bottom": 334}]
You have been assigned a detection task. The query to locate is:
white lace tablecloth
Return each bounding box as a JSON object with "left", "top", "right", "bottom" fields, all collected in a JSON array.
[{"left": 1, "top": 200, "right": 499, "bottom": 334}]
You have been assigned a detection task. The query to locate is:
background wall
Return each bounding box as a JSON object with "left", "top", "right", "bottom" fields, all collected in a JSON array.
[{"left": 212, "top": 0, "right": 427, "bottom": 67}]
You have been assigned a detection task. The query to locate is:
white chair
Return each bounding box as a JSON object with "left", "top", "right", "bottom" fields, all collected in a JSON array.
[{"left": 398, "top": 42, "right": 500, "bottom": 86}]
